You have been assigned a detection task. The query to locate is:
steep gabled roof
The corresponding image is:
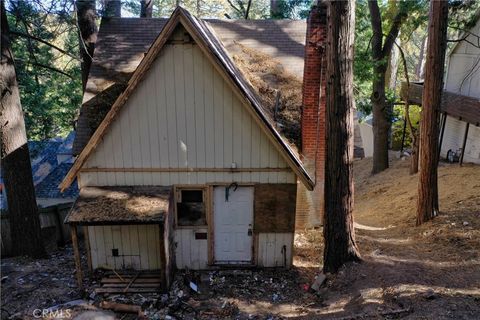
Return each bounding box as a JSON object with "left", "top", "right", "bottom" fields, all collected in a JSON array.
[
  {"left": 74, "top": 17, "right": 306, "bottom": 155},
  {"left": 61, "top": 7, "right": 314, "bottom": 191}
]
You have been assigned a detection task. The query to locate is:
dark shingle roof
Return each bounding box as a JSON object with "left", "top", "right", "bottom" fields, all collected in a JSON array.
[
  {"left": 73, "top": 17, "right": 306, "bottom": 155},
  {"left": 35, "top": 163, "right": 78, "bottom": 199}
]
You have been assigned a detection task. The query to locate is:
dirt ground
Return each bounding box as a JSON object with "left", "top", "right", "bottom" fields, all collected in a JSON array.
[{"left": 1, "top": 156, "right": 479, "bottom": 319}]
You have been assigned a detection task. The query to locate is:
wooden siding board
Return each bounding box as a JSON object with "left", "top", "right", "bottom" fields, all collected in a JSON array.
[
  {"left": 174, "top": 44, "right": 188, "bottom": 174},
  {"left": 193, "top": 45, "right": 206, "bottom": 183},
  {"left": 138, "top": 225, "right": 150, "bottom": 269},
  {"left": 257, "top": 233, "right": 293, "bottom": 267},
  {"left": 76, "top": 39, "right": 299, "bottom": 186},
  {"left": 202, "top": 47, "right": 214, "bottom": 182},
  {"left": 165, "top": 45, "right": 179, "bottom": 183}
]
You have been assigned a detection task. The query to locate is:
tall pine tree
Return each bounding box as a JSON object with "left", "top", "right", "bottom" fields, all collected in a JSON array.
[{"left": 323, "top": 0, "right": 361, "bottom": 273}]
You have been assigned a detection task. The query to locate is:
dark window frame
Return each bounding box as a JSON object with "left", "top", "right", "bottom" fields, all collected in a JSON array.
[{"left": 175, "top": 187, "right": 207, "bottom": 228}]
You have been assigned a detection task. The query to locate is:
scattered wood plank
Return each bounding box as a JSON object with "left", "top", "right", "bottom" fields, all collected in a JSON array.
[
  {"left": 95, "top": 287, "right": 161, "bottom": 294},
  {"left": 100, "top": 301, "right": 141, "bottom": 314}
]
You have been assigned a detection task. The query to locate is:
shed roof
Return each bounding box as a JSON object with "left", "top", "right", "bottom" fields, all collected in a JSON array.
[
  {"left": 65, "top": 186, "right": 171, "bottom": 225},
  {"left": 74, "top": 16, "right": 306, "bottom": 155},
  {"left": 62, "top": 7, "right": 314, "bottom": 191}
]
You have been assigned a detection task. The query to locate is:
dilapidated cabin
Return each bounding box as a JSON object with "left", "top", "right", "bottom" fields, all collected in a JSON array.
[{"left": 61, "top": 7, "right": 315, "bottom": 289}]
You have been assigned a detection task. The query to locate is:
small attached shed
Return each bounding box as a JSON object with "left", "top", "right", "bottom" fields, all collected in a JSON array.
[
  {"left": 65, "top": 186, "right": 174, "bottom": 290},
  {"left": 61, "top": 7, "right": 314, "bottom": 289}
]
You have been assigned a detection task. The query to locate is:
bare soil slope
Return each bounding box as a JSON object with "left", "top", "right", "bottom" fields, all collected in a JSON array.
[{"left": 295, "top": 157, "right": 480, "bottom": 319}]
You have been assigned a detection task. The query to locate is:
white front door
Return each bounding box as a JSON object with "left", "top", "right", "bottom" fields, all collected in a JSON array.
[{"left": 214, "top": 186, "right": 254, "bottom": 264}]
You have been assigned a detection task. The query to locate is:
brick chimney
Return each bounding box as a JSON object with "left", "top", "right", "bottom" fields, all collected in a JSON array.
[{"left": 296, "top": 2, "right": 327, "bottom": 229}]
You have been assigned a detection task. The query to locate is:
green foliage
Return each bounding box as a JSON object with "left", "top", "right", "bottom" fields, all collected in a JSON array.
[
  {"left": 391, "top": 104, "right": 421, "bottom": 151},
  {"left": 7, "top": 0, "right": 82, "bottom": 141}
]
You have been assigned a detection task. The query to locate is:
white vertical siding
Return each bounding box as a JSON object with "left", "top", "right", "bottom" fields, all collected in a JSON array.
[
  {"left": 80, "top": 43, "right": 295, "bottom": 188},
  {"left": 441, "top": 116, "right": 480, "bottom": 164},
  {"left": 174, "top": 228, "right": 209, "bottom": 270},
  {"left": 257, "top": 233, "right": 293, "bottom": 268},
  {"left": 445, "top": 19, "right": 480, "bottom": 98},
  {"left": 88, "top": 224, "right": 162, "bottom": 270}
]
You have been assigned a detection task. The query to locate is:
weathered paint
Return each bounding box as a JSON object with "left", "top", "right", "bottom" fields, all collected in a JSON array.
[
  {"left": 174, "top": 228, "right": 209, "bottom": 270},
  {"left": 87, "top": 224, "right": 162, "bottom": 270},
  {"left": 257, "top": 233, "right": 293, "bottom": 268},
  {"left": 79, "top": 42, "right": 296, "bottom": 188}
]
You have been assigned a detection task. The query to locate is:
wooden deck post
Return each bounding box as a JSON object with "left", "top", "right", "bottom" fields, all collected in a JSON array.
[
  {"left": 158, "top": 223, "right": 167, "bottom": 292},
  {"left": 70, "top": 224, "right": 83, "bottom": 290},
  {"left": 83, "top": 226, "right": 93, "bottom": 272},
  {"left": 460, "top": 122, "right": 470, "bottom": 166},
  {"left": 438, "top": 112, "right": 447, "bottom": 159}
]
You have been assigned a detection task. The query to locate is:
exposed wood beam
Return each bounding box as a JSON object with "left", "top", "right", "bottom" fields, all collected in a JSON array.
[
  {"left": 400, "top": 82, "right": 480, "bottom": 126},
  {"left": 79, "top": 167, "right": 292, "bottom": 173}
]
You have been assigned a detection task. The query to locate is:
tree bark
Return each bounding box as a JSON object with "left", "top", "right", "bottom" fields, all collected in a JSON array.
[
  {"left": 76, "top": 0, "right": 97, "bottom": 91},
  {"left": 1, "top": 0, "right": 46, "bottom": 258},
  {"left": 416, "top": 0, "right": 448, "bottom": 225},
  {"left": 103, "top": 0, "right": 121, "bottom": 17},
  {"left": 368, "top": 0, "right": 406, "bottom": 174},
  {"left": 140, "top": 0, "right": 153, "bottom": 17},
  {"left": 323, "top": 0, "right": 361, "bottom": 274}
]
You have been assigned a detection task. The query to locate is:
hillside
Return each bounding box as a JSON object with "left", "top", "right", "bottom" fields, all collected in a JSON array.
[{"left": 296, "top": 156, "right": 480, "bottom": 319}]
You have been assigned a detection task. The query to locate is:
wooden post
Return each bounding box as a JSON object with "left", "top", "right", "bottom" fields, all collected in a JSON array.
[
  {"left": 83, "top": 226, "right": 93, "bottom": 272},
  {"left": 438, "top": 112, "right": 447, "bottom": 159},
  {"left": 70, "top": 224, "right": 83, "bottom": 290},
  {"left": 54, "top": 205, "right": 65, "bottom": 247},
  {"left": 158, "top": 223, "right": 167, "bottom": 292},
  {"left": 460, "top": 122, "right": 469, "bottom": 166}
]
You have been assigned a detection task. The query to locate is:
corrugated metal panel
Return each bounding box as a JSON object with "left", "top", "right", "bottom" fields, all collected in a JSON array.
[
  {"left": 79, "top": 43, "right": 295, "bottom": 188},
  {"left": 88, "top": 224, "right": 162, "bottom": 270},
  {"left": 257, "top": 233, "right": 293, "bottom": 268}
]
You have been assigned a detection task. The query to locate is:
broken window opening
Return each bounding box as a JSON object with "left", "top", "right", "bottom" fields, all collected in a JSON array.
[{"left": 177, "top": 189, "right": 206, "bottom": 226}]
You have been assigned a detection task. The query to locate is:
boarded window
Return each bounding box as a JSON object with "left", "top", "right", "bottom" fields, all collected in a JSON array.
[
  {"left": 176, "top": 189, "right": 206, "bottom": 226},
  {"left": 254, "top": 184, "right": 296, "bottom": 233}
]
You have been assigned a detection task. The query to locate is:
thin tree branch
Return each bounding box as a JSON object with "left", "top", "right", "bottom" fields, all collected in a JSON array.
[
  {"left": 16, "top": 58, "right": 74, "bottom": 79},
  {"left": 382, "top": 8, "right": 407, "bottom": 57},
  {"left": 10, "top": 30, "right": 81, "bottom": 61},
  {"left": 226, "top": 0, "right": 242, "bottom": 15},
  {"left": 244, "top": 0, "right": 252, "bottom": 19},
  {"left": 368, "top": 0, "right": 383, "bottom": 59}
]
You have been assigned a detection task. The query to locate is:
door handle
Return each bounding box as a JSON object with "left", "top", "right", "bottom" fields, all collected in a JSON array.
[{"left": 248, "top": 228, "right": 252, "bottom": 236}]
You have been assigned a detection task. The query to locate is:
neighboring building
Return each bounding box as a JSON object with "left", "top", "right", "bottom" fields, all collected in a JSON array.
[
  {"left": 0, "top": 132, "right": 78, "bottom": 209},
  {"left": 61, "top": 8, "right": 317, "bottom": 285},
  {"left": 441, "top": 14, "right": 480, "bottom": 164},
  {"left": 402, "top": 13, "right": 480, "bottom": 165}
]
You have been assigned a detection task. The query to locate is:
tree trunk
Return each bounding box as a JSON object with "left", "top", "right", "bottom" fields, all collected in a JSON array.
[
  {"left": 416, "top": 0, "right": 448, "bottom": 225},
  {"left": 368, "top": 0, "right": 406, "bottom": 174},
  {"left": 140, "top": 0, "right": 153, "bottom": 17},
  {"left": 1, "top": 0, "right": 46, "bottom": 258},
  {"left": 323, "top": 0, "right": 361, "bottom": 274},
  {"left": 270, "top": 0, "right": 280, "bottom": 18},
  {"left": 76, "top": 0, "right": 97, "bottom": 91},
  {"left": 103, "top": 0, "right": 121, "bottom": 17},
  {"left": 371, "top": 66, "right": 390, "bottom": 174}
]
